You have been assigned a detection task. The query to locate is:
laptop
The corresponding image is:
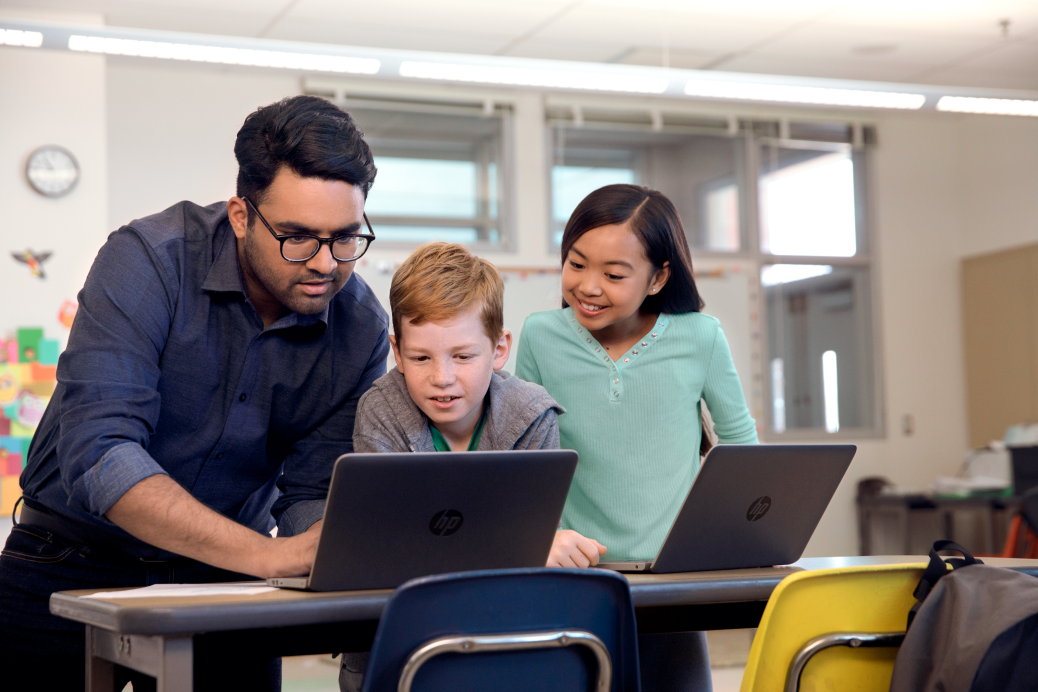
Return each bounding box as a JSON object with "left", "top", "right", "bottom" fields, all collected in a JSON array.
[
  {"left": 597, "top": 444, "right": 855, "bottom": 573},
  {"left": 269, "top": 449, "right": 579, "bottom": 591}
]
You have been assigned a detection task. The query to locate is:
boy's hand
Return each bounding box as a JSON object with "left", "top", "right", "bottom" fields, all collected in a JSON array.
[{"left": 547, "top": 529, "right": 607, "bottom": 568}]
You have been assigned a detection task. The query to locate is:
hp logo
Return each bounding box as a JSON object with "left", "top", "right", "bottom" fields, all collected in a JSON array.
[
  {"left": 746, "top": 496, "right": 771, "bottom": 522},
  {"left": 429, "top": 509, "right": 464, "bottom": 536}
]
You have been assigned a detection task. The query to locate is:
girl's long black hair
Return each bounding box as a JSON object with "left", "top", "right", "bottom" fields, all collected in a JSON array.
[
  {"left": 559, "top": 184, "right": 715, "bottom": 455},
  {"left": 559, "top": 183, "right": 704, "bottom": 314}
]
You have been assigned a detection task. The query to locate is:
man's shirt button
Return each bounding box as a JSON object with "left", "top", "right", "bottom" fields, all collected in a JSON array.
[{"left": 239, "top": 393, "right": 246, "bottom": 402}]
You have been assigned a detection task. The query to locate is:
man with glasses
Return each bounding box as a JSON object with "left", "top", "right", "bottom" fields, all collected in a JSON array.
[{"left": 0, "top": 96, "right": 388, "bottom": 691}]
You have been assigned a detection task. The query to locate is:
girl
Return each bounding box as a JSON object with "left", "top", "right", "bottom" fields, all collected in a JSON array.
[{"left": 516, "top": 184, "right": 758, "bottom": 692}]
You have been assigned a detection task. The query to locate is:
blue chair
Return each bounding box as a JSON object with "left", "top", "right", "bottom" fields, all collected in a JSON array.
[{"left": 360, "top": 568, "right": 641, "bottom": 692}]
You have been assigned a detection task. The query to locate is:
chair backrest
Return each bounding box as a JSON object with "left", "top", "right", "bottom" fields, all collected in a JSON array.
[
  {"left": 741, "top": 563, "right": 926, "bottom": 692},
  {"left": 361, "top": 568, "right": 640, "bottom": 692},
  {"left": 1020, "top": 486, "right": 1038, "bottom": 533}
]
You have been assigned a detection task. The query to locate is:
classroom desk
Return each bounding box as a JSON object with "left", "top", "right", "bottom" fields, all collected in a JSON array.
[{"left": 51, "top": 555, "right": 1038, "bottom": 692}]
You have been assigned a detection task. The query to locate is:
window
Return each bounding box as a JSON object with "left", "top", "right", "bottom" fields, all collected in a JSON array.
[
  {"left": 546, "top": 109, "right": 879, "bottom": 437},
  {"left": 548, "top": 109, "right": 745, "bottom": 252},
  {"left": 762, "top": 261, "right": 875, "bottom": 435},
  {"left": 759, "top": 137, "right": 876, "bottom": 438},
  {"left": 346, "top": 99, "right": 512, "bottom": 247}
]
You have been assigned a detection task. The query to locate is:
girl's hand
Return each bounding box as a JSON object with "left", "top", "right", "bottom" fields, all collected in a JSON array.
[{"left": 547, "top": 529, "right": 607, "bottom": 568}]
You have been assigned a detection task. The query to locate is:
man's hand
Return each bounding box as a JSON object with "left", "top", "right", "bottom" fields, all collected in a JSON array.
[
  {"left": 547, "top": 529, "right": 607, "bottom": 568},
  {"left": 105, "top": 474, "right": 322, "bottom": 579},
  {"left": 266, "top": 520, "right": 323, "bottom": 579}
]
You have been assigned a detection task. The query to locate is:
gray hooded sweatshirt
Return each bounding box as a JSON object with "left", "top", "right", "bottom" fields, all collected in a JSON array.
[
  {"left": 341, "top": 367, "right": 565, "bottom": 690},
  {"left": 353, "top": 367, "right": 564, "bottom": 453}
]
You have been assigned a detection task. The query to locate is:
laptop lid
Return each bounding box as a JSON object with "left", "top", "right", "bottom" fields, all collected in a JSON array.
[
  {"left": 305, "top": 450, "right": 579, "bottom": 591},
  {"left": 649, "top": 444, "right": 855, "bottom": 573}
]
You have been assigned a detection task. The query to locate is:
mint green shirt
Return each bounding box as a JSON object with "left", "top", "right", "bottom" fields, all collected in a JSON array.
[{"left": 516, "top": 308, "right": 758, "bottom": 560}]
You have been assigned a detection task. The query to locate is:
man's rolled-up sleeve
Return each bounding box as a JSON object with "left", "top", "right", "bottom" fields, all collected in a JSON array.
[
  {"left": 274, "top": 327, "right": 389, "bottom": 537},
  {"left": 57, "top": 230, "right": 176, "bottom": 516}
]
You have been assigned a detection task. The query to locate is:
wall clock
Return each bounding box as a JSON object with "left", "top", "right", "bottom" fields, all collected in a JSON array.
[{"left": 26, "top": 145, "right": 80, "bottom": 198}]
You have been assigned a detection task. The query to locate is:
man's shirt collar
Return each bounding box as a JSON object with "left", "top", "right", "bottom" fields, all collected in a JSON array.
[{"left": 201, "top": 223, "right": 246, "bottom": 295}]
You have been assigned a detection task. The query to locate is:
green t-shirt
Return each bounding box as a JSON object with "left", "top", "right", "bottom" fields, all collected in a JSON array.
[{"left": 429, "top": 402, "right": 489, "bottom": 452}]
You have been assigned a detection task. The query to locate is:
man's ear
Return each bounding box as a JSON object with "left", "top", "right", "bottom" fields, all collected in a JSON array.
[
  {"left": 492, "top": 330, "right": 512, "bottom": 372},
  {"left": 228, "top": 197, "right": 249, "bottom": 240}
]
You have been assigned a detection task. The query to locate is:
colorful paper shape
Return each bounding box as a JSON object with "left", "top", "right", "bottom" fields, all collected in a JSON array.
[
  {"left": 3, "top": 451, "right": 22, "bottom": 476},
  {"left": 39, "top": 339, "right": 59, "bottom": 365},
  {"left": 59, "top": 300, "right": 78, "bottom": 329},
  {"left": 17, "top": 328, "right": 42, "bottom": 363},
  {"left": 0, "top": 435, "right": 30, "bottom": 459},
  {"left": 10, "top": 422, "right": 34, "bottom": 438},
  {"left": 11, "top": 250, "right": 52, "bottom": 279},
  {"left": 0, "top": 368, "right": 18, "bottom": 404},
  {"left": 16, "top": 393, "right": 46, "bottom": 428},
  {"left": 0, "top": 475, "right": 21, "bottom": 515},
  {"left": 24, "top": 381, "right": 55, "bottom": 397},
  {"left": 5, "top": 340, "right": 17, "bottom": 364},
  {"left": 0, "top": 415, "right": 9, "bottom": 436},
  {"left": 30, "top": 363, "right": 57, "bottom": 382}
]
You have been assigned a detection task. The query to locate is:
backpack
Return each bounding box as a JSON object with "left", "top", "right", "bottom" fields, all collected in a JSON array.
[{"left": 889, "top": 539, "right": 1038, "bottom": 692}]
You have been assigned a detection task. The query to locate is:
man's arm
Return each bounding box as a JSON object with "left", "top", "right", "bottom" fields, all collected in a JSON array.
[
  {"left": 106, "top": 475, "right": 319, "bottom": 578},
  {"left": 54, "top": 229, "right": 319, "bottom": 577}
]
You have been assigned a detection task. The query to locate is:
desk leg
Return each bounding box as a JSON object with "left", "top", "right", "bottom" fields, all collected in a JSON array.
[{"left": 85, "top": 626, "right": 194, "bottom": 692}]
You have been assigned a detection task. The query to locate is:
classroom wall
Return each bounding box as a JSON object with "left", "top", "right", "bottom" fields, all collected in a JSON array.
[
  {"left": 955, "top": 115, "right": 1038, "bottom": 259},
  {"left": 8, "top": 52, "right": 1037, "bottom": 557},
  {"left": 0, "top": 44, "right": 108, "bottom": 347},
  {"left": 0, "top": 9, "right": 108, "bottom": 532}
]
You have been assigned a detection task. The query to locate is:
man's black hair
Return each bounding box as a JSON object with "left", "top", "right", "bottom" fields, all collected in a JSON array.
[
  {"left": 560, "top": 183, "right": 704, "bottom": 314},
  {"left": 234, "top": 95, "right": 376, "bottom": 218}
]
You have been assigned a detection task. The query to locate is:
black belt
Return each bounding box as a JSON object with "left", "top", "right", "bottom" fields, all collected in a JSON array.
[{"left": 17, "top": 499, "right": 96, "bottom": 548}]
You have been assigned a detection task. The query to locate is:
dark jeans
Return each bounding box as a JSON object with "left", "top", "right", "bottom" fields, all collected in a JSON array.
[
  {"left": 0, "top": 522, "right": 281, "bottom": 691},
  {"left": 339, "top": 632, "right": 712, "bottom": 692}
]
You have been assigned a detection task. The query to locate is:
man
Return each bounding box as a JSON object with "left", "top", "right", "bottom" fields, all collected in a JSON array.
[{"left": 0, "top": 95, "right": 389, "bottom": 691}]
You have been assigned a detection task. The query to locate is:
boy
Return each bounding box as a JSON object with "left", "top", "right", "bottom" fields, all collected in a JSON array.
[
  {"left": 353, "top": 242, "right": 563, "bottom": 454},
  {"left": 340, "top": 242, "right": 568, "bottom": 691}
]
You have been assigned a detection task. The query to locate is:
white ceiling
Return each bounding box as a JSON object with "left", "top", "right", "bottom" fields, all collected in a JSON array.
[{"left": 4, "top": 0, "right": 1038, "bottom": 90}]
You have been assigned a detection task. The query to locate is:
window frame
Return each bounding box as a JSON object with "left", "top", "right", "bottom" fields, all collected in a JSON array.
[
  {"left": 328, "top": 95, "right": 518, "bottom": 252},
  {"left": 752, "top": 141, "right": 885, "bottom": 441}
]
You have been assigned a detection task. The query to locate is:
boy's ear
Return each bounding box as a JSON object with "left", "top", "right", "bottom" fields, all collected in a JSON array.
[
  {"left": 389, "top": 333, "right": 402, "bottom": 369},
  {"left": 492, "top": 330, "right": 512, "bottom": 372}
]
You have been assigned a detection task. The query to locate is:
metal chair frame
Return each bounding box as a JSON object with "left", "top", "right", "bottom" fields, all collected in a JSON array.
[
  {"left": 398, "top": 629, "right": 612, "bottom": 692},
  {"left": 785, "top": 631, "right": 905, "bottom": 692}
]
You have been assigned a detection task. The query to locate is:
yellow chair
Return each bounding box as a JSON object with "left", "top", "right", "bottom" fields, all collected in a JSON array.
[{"left": 740, "top": 562, "right": 927, "bottom": 692}]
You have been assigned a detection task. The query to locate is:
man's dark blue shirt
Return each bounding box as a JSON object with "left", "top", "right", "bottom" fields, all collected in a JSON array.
[{"left": 22, "top": 201, "right": 389, "bottom": 559}]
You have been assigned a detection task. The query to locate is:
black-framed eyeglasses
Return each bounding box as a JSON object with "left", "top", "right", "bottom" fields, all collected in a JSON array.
[{"left": 244, "top": 197, "right": 375, "bottom": 263}]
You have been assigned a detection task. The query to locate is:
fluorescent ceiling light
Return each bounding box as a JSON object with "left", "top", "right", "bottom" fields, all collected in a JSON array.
[
  {"left": 685, "top": 79, "right": 925, "bottom": 110},
  {"left": 936, "top": 95, "right": 1038, "bottom": 117},
  {"left": 400, "top": 61, "right": 668, "bottom": 94},
  {"left": 67, "top": 35, "right": 379, "bottom": 74},
  {"left": 0, "top": 29, "right": 43, "bottom": 47}
]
